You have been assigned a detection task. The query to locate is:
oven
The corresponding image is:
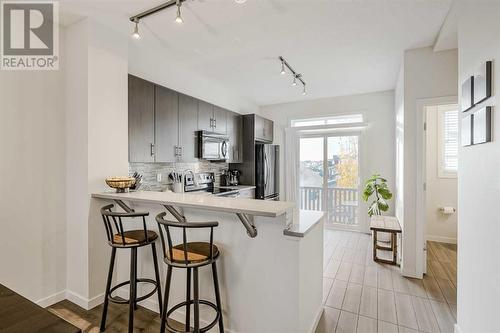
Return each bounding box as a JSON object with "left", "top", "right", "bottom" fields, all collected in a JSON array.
[{"left": 197, "top": 131, "right": 229, "bottom": 161}]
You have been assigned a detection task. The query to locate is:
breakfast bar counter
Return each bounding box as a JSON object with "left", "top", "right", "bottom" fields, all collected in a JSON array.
[{"left": 91, "top": 190, "right": 323, "bottom": 333}]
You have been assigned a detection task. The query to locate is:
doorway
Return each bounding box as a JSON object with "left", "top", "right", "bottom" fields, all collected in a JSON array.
[
  {"left": 420, "top": 100, "right": 458, "bottom": 302},
  {"left": 298, "top": 134, "right": 363, "bottom": 231}
]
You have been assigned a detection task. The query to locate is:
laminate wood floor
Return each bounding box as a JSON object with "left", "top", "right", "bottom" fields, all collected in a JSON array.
[{"left": 316, "top": 230, "right": 457, "bottom": 333}]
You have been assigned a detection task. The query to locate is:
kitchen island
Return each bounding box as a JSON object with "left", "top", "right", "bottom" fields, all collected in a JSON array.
[{"left": 91, "top": 190, "right": 323, "bottom": 333}]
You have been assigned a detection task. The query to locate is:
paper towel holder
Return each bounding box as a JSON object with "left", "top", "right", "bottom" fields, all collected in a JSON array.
[{"left": 439, "top": 207, "right": 456, "bottom": 214}]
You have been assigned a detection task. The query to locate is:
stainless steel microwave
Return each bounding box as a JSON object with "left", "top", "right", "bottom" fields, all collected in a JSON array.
[{"left": 197, "top": 131, "right": 229, "bottom": 161}]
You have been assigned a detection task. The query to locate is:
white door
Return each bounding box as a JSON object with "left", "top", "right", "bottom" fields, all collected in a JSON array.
[{"left": 299, "top": 133, "right": 363, "bottom": 231}]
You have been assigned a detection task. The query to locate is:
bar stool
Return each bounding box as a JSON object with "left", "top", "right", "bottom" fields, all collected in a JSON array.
[
  {"left": 99, "top": 204, "right": 163, "bottom": 333},
  {"left": 156, "top": 212, "right": 224, "bottom": 333}
]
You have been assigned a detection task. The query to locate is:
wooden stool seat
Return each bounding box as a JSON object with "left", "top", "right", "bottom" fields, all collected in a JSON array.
[
  {"left": 113, "top": 230, "right": 158, "bottom": 245},
  {"left": 370, "top": 215, "right": 401, "bottom": 266},
  {"left": 167, "top": 242, "right": 219, "bottom": 264}
]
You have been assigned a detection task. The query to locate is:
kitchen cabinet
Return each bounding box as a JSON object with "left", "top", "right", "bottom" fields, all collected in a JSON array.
[
  {"left": 198, "top": 102, "right": 227, "bottom": 134},
  {"left": 198, "top": 100, "right": 214, "bottom": 132},
  {"left": 178, "top": 93, "right": 199, "bottom": 162},
  {"left": 213, "top": 106, "right": 227, "bottom": 134},
  {"left": 227, "top": 112, "right": 242, "bottom": 163},
  {"left": 155, "top": 85, "right": 179, "bottom": 162},
  {"left": 254, "top": 114, "right": 274, "bottom": 143},
  {"left": 129, "top": 75, "right": 155, "bottom": 162}
]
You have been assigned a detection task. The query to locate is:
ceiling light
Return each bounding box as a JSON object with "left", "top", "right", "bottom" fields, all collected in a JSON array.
[
  {"left": 278, "top": 56, "right": 307, "bottom": 95},
  {"left": 235, "top": 0, "right": 247, "bottom": 3},
  {"left": 175, "top": 0, "right": 183, "bottom": 24},
  {"left": 131, "top": 19, "right": 141, "bottom": 39}
]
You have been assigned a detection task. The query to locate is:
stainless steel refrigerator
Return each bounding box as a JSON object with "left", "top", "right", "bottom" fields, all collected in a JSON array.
[{"left": 255, "top": 144, "right": 280, "bottom": 200}]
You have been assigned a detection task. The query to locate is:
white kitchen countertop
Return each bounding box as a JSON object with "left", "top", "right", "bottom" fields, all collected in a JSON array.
[
  {"left": 284, "top": 210, "right": 324, "bottom": 237},
  {"left": 91, "top": 190, "right": 294, "bottom": 217}
]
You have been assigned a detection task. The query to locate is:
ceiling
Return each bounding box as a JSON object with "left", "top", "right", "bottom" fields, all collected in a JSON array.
[{"left": 60, "top": 0, "right": 453, "bottom": 106}]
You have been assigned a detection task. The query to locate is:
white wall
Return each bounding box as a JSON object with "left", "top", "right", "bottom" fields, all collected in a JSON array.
[
  {"left": 395, "top": 47, "right": 458, "bottom": 277},
  {"left": 0, "top": 31, "right": 67, "bottom": 305},
  {"left": 456, "top": 2, "right": 500, "bottom": 332},
  {"left": 260, "top": 90, "right": 396, "bottom": 231},
  {"left": 65, "top": 18, "right": 129, "bottom": 308},
  {"left": 425, "top": 106, "right": 457, "bottom": 244}
]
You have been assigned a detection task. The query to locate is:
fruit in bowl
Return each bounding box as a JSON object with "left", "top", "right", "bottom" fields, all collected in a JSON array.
[{"left": 105, "top": 177, "right": 136, "bottom": 193}]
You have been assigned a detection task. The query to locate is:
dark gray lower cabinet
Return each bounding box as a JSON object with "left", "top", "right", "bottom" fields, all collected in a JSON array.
[
  {"left": 178, "top": 94, "right": 199, "bottom": 162},
  {"left": 155, "top": 85, "right": 179, "bottom": 162},
  {"left": 129, "top": 75, "right": 155, "bottom": 163}
]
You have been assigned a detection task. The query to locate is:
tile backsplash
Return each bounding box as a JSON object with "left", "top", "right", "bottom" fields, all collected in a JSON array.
[{"left": 129, "top": 161, "right": 228, "bottom": 191}]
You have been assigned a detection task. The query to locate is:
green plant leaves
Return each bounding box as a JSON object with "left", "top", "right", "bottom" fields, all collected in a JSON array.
[{"left": 363, "top": 174, "right": 392, "bottom": 216}]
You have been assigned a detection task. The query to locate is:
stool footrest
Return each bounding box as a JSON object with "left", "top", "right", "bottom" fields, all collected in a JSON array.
[
  {"left": 107, "top": 278, "right": 158, "bottom": 304},
  {"left": 165, "top": 299, "right": 220, "bottom": 333}
]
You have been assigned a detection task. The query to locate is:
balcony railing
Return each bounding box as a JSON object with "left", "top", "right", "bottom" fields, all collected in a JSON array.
[{"left": 299, "top": 186, "right": 358, "bottom": 225}]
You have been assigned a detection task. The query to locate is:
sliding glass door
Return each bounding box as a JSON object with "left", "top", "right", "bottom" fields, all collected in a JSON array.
[{"left": 299, "top": 134, "right": 361, "bottom": 229}]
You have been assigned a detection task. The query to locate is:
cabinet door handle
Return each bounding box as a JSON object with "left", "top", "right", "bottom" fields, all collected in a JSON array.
[
  {"left": 179, "top": 146, "right": 183, "bottom": 157},
  {"left": 174, "top": 146, "right": 178, "bottom": 157},
  {"left": 214, "top": 118, "right": 217, "bottom": 128},
  {"left": 150, "top": 143, "right": 155, "bottom": 156},
  {"left": 210, "top": 118, "right": 213, "bottom": 128}
]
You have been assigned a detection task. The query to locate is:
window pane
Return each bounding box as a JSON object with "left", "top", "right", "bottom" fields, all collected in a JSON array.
[
  {"left": 299, "top": 138, "right": 324, "bottom": 211},
  {"left": 443, "top": 109, "right": 458, "bottom": 172},
  {"left": 292, "top": 114, "right": 363, "bottom": 127}
]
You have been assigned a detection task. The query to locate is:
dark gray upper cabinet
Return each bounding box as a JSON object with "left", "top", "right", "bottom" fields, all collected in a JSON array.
[
  {"left": 213, "top": 106, "right": 227, "bottom": 134},
  {"left": 154, "top": 85, "right": 179, "bottom": 163},
  {"left": 227, "top": 112, "right": 242, "bottom": 163},
  {"left": 178, "top": 94, "right": 199, "bottom": 162},
  {"left": 128, "top": 75, "right": 155, "bottom": 163},
  {"left": 254, "top": 114, "right": 274, "bottom": 143},
  {"left": 198, "top": 100, "right": 214, "bottom": 132}
]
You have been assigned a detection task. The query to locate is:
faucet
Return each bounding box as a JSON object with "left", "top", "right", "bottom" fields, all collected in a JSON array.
[{"left": 184, "top": 169, "right": 196, "bottom": 186}]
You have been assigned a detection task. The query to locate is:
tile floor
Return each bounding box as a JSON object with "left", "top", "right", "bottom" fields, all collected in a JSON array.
[{"left": 315, "top": 229, "right": 457, "bottom": 333}]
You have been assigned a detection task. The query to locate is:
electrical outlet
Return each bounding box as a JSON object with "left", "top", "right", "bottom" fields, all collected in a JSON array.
[{"left": 156, "top": 173, "right": 162, "bottom": 182}]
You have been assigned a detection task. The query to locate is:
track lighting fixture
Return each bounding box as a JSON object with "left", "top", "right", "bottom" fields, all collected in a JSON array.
[
  {"left": 278, "top": 56, "right": 307, "bottom": 96},
  {"left": 131, "top": 19, "right": 141, "bottom": 40},
  {"left": 130, "top": 0, "right": 246, "bottom": 35},
  {"left": 280, "top": 61, "right": 286, "bottom": 75},
  {"left": 175, "top": 0, "right": 183, "bottom": 24}
]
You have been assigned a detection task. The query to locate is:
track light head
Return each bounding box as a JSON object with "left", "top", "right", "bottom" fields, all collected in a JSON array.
[
  {"left": 292, "top": 75, "right": 297, "bottom": 86},
  {"left": 302, "top": 85, "right": 307, "bottom": 95},
  {"left": 280, "top": 61, "right": 286, "bottom": 75},
  {"left": 131, "top": 19, "right": 141, "bottom": 40},
  {"left": 175, "top": 0, "right": 184, "bottom": 24}
]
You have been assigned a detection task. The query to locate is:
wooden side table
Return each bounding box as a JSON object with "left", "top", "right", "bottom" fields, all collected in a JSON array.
[{"left": 370, "top": 215, "right": 402, "bottom": 266}]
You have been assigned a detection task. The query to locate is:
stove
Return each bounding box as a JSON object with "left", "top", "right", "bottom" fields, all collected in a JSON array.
[{"left": 183, "top": 172, "right": 239, "bottom": 197}]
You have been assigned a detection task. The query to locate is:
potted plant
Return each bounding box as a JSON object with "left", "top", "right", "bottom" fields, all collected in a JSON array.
[{"left": 362, "top": 174, "right": 393, "bottom": 217}]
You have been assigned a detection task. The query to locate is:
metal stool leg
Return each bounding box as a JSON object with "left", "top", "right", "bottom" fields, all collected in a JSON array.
[
  {"left": 186, "top": 268, "right": 191, "bottom": 331},
  {"left": 100, "top": 247, "right": 116, "bottom": 332},
  {"left": 160, "top": 266, "right": 172, "bottom": 333},
  {"left": 134, "top": 251, "right": 138, "bottom": 311},
  {"left": 151, "top": 243, "right": 163, "bottom": 314},
  {"left": 129, "top": 248, "right": 137, "bottom": 333},
  {"left": 212, "top": 262, "right": 224, "bottom": 333},
  {"left": 193, "top": 267, "right": 200, "bottom": 333}
]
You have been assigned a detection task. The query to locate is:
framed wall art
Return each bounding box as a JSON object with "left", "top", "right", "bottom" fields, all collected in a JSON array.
[{"left": 473, "top": 60, "right": 492, "bottom": 105}]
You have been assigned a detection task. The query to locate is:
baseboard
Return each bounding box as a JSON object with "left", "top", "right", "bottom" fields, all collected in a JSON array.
[
  {"left": 427, "top": 235, "right": 457, "bottom": 244},
  {"left": 454, "top": 323, "right": 462, "bottom": 333},
  {"left": 308, "top": 305, "right": 324, "bottom": 333},
  {"left": 65, "top": 290, "right": 105, "bottom": 310},
  {"left": 36, "top": 290, "right": 66, "bottom": 308}
]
